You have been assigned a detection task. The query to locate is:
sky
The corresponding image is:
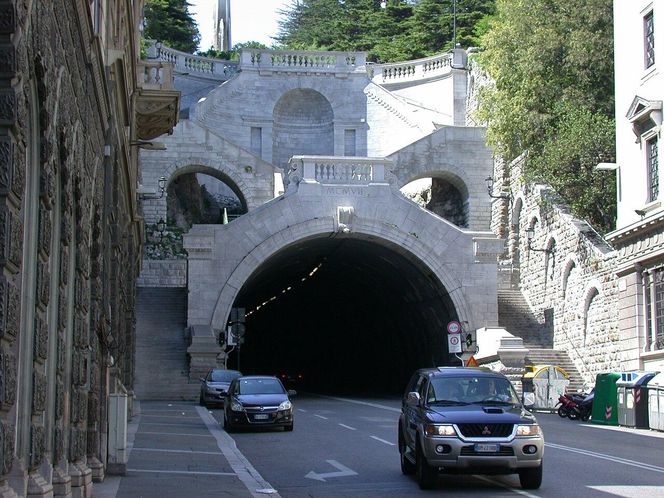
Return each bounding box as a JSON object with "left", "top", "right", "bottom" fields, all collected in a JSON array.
[{"left": 189, "top": 0, "right": 292, "bottom": 50}]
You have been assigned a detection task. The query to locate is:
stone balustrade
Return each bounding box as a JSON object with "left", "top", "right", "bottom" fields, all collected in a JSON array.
[
  {"left": 137, "top": 60, "right": 175, "bottom": 90},
  {"left": 147, "top": 41, "right": 238, "bottom": 80},
  {"left": 369, "top": 50, "right": 466, "bottom": 85},
  {"left": 288, "top": 156, "right": 392, "bottom": 186},
  {"left": 240, "top": 49, "right": 366, "bottom": 74}
]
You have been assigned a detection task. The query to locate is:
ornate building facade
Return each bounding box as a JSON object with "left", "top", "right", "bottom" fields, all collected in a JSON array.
[{"left": 0, "top": 0, "right": 178, "bottom": 496}]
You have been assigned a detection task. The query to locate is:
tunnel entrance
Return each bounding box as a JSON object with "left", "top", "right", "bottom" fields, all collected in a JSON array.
[{"left": 229, "top": 235, "right": 460, "bottom": 395}]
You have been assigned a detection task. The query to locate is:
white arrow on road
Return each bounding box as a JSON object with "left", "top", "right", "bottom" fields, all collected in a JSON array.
[{"left": 305, "top": 460, "right": 358, "bottom": 482}]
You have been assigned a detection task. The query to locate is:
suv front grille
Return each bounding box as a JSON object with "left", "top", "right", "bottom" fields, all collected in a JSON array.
[
  {"left": 460, "top": 445, "right": 515, "bottom": 456},
  {"left": 457, "top": 423, "right": 513, "bottom": 438}
]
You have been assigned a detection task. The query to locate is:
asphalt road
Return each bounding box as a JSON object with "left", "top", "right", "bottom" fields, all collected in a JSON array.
[{"left": 209, "top": 393, "right": 664, "bottom": 497}]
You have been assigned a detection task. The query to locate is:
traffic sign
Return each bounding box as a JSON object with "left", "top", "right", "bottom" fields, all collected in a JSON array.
[
  {"left": 447, "top": 321, "right": 461, "bottom": 334},
  {"left": 448, "top": 334, "right": 462, "bottom": 353},
  {"left": 466, "top": 356, "right": 478, "bottom": 367}
]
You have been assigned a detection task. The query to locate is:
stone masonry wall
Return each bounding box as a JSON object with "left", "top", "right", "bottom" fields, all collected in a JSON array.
[
  {"left": 499, "top": 156, "right": 622, "bottom": 384},
  {"left": 137, "top": 260, "right": 188, "bottom": 287}
]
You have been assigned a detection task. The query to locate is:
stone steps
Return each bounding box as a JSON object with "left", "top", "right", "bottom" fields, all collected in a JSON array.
[
  {"left": 134, "top": 287, "right": 200, "bottom": 401},
  {"left": 525, "top": 349, "right": 586, "bottom": 393},
  {"left": 497, "top": 288, "right": 585, "bottom": 392},
  {"left": 497, "top": 289, "right": 551, "bottom": 349}
]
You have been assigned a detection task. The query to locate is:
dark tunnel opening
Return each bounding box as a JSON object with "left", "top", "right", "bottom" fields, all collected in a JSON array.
[{"left": 230, "top": 235, "right": 461, "bottom": 395}]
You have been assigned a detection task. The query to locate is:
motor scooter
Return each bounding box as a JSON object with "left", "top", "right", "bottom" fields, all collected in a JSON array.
[
  {"left": 568, "top": 390, "right": 594, "bottom": 421},
  {"left": 556, "top": 389, "right": 593, "bottom": 420}
]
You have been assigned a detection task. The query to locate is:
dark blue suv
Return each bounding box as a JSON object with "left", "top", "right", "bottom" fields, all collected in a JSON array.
[{"left": 398, "top": 367, "right": 544, "bottom": 490}]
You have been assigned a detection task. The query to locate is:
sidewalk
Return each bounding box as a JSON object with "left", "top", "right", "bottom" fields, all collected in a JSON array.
[{"left": 93, "top": 400, "right": 281, "bottom": 498}]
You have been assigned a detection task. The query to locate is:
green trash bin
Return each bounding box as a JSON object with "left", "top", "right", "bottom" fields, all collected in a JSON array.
[{"left": 591, "top": 372, "right": 621, "bottom": 425}]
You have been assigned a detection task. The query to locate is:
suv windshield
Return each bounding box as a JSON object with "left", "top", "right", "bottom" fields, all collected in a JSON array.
[{"left": 427, "top": 376, "right": 520, "bottom": 405}]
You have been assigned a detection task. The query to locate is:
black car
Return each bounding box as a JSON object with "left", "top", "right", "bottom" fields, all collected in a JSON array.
[
  {"left": 223, "top": 375, "right": 294, "bottom": 432},
  {"left": 199, "top": 369, "right": 242, "bottom": 407},
  {"left": 399, "top": 367, "right": 544, "bottom": 490}
]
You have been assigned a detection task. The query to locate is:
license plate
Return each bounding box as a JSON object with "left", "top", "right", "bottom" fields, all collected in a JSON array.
[
  {"left": 474, "top": 443, "right": 499, "bottom": 453},
  {"left": 254, "top": 414, "right": 269, "bottom": 420}
]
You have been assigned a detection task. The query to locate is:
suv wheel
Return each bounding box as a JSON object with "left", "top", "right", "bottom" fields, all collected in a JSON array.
[
  {"left": 223, "top": 413, "right": 234, "bottom": 433},
  {"left": 398, "top": 425, "right": 415, "bottom": 475},
  {"left": 518, "top": 464, "right": 543, "bottom": 489},
  {"left": 415, "top": 440, "right": 436, "bottom": 489}
]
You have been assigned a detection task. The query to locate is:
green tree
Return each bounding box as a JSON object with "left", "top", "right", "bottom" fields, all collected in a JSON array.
[
  {"left": 477, "top": 0, "right": 615, "bottom": 232},
  {"left": 277, "top": 0, "right": 494, "bottom": 62},
  {"left": 144, "top": 0, "right": 200, "bottom": 53}
]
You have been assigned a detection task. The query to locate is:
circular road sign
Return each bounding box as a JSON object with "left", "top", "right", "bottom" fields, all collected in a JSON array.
[{"left": 447, "top": 320, "right": 461, "bottom": 334}]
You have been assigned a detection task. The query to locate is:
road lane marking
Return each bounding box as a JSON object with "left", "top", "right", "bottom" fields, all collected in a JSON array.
[
  {"left": 305, "top": 460, "right": 358, "bottom": 481},
  {"left": 370, "top": 436, "right": 395, "bottom": 446},
  {"left": 316, "top": 395, "right": 401, "bottom": 412},
  {"left": 138, "top": 431, "right": 211, "bottom": 437},
  {"left": 546, "top": 442, "right": 664, "bottom": 474},
  {"left": 297, "top": 408, "right": 308, "bottom": 412},
  {"left": 588, "top": 486, "right": 664, "bottom": 497},
  {"left": 474, "top": 475, "right": 540, "bottom": 498},
  {"left": 131, "top": 447, "right": 223, "bottom": 455},
  {"left": 314, "top": 414, "right": 328, "bottom": 420},
  {"left": 128, "top": 468, "right": 236, "bottom": 476},
  {"left": 140, "top": 422, "right": 208, "bottom": 427},
  {"left": 140, "top": 414, "right": 201, "bottom": 419},
  {"left": 196, "top": 406, "right": 281, "bottom": 497},
  {"left": 338, "top": 423, "right": 357, "bottom": 430}
]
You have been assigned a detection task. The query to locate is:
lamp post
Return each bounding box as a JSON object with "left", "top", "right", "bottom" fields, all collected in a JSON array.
[
  {"left": 157, "top": 176, "right": 166, "bottom": 198},
  {"left": 485, "top": 176, "right": 512, "bottom": 203},
  {"left": 156, "top": 217, "right": 166, "bottom": 241},
  {"left": 525, "top": 227, "right": 553, "bottom": 254}
]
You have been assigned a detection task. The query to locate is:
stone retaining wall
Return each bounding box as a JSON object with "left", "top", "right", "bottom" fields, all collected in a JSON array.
[{"left": 138, "top": 259, "right": 188, "bottom": 287}]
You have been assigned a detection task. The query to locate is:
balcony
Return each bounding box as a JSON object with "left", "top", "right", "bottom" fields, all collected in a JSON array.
[{"left": 135, "top": 60, "right": 180, "bottom": 140}]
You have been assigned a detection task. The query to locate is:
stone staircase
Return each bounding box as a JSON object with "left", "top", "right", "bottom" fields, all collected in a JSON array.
[
  {"left": 497, "top": 288, "right": 585, "bottom": 392},
  {"left": 134, "top": 287, "right": 200, "bottom": 401}
]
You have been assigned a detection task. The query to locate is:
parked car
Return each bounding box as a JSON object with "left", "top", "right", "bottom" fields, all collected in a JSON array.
[
  {"left": 223, "top": 375, "right": 294, "bottom": 432},
  {"left": 398, "top": 367, "right": 544, "bottom": 490},
  {"left": 199, "top": 369, "right": 242, "bottom": 407}
]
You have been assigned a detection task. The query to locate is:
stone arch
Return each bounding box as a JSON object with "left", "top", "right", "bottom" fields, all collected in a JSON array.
[
  {"left": 581, "top": 284, "right": 601, "bottom": 346},
  {"left": 402, "top": 171, "right": 470, "bottom": 227},
  {"left": 143, "top": 156, "right": 258, "bottom": 225},
  {"left": 561, "top": 256, "right": 579, "bottom": 298},
  {"left": 209, "top": 219, "right": 470, "bottom": 332},
  {"left": 510, "top": 194, "right": 526, "bottom": 261},
  {"left": 272, "top": 88, "right": 334, "bottom": 171}
]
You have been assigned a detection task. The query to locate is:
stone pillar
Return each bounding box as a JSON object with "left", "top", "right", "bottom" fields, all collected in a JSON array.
[{"left": 187, "top": 326, "right": 223, "bottom": 380}]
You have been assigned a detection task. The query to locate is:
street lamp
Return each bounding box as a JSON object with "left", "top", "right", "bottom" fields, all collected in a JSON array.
[
  {"left": 485, "top": 176, "right": 512, "bottom": 203},
  {"left": 157, "top": 176, "right": 166, "bottom": 198},
  {"left": 525, "top": 227, "right": 553, "bottom": 254},
  {"left": 156, "top": 217, "right": 166, "bottom": 241}
]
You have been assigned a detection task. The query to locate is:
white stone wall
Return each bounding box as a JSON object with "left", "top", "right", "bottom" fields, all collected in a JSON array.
[
  {"left": 184, "top": 179, "right": 502, "bottom": 331},
  {"left": 137, "top": 260, "right": 188, "bottom": 287}
]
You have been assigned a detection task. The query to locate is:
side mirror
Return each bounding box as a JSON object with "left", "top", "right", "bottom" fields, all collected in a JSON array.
[
  {"left": 406, "top": 391, "right": 421, "bottom": 406},
  {"left": 288, "top": 389, "right": 297, "bottom": 396},
  {"left": 199, "top": 378, "right": 205, "bottom": 382}
]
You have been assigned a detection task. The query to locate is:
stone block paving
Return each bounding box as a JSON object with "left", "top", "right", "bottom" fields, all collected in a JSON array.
[{"left": 93, "top": 400, "right": 280, "bottom": 498}]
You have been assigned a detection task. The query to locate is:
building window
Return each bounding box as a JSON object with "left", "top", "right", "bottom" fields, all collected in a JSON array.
[
  {"left": 344, "top": 129, "right": 356, "bottom": 156},
  {"left": 645, "top": 268, "right": 664, "bottom": 350},
  {"left": 250, "top": 127, "right": 262, "bottom": 157},
  {"left": 648, "top": 136, "right": 659, "bottom": 202},
  {"left": 645, "top": 11, "right": 655, "bottom": 69}
]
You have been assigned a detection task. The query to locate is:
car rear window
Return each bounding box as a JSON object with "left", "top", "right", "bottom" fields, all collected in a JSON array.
[{"left": 210, "top": 370, "right": 242, "bottom": 382}]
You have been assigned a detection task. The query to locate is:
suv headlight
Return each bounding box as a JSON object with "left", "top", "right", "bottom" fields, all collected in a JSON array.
[
  {"left": 205, "top": 386, "right": 217, "bottom": 394},
  {"left": 516, "top": 424, "right": 541, "bottom": 437},
  {"left": 278, "top": 400, "right": 292, "bottom": 411},
  {"left": 424, "top": 424, "right": 456, "bottom": 437},
  {"left": 230, "top": 400, "right": 245, "bottom": 412}
]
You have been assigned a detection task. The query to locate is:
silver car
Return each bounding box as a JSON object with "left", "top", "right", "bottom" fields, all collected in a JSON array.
[{"left": 199, "top": 369, "right": 242, "bottom": 407}]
